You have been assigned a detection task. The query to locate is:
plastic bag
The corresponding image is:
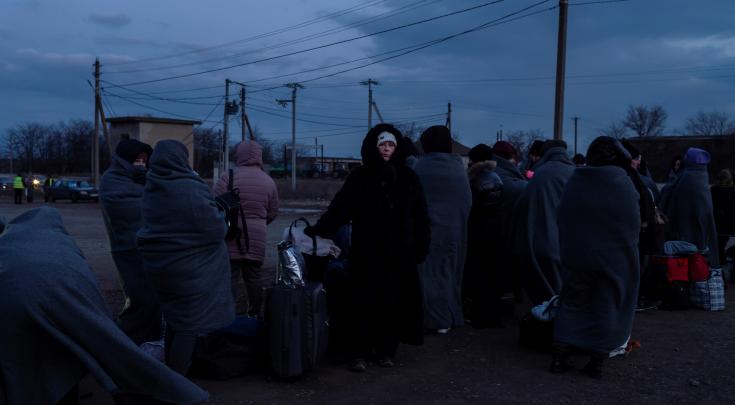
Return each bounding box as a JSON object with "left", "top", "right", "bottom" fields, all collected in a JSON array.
[{"left": 276, "top": 240, "right": 306, "bottom": 288}]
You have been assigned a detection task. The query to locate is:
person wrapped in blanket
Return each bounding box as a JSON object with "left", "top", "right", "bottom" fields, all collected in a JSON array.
[
  {"left": 136, "top": 140, "right": 235, "bottom": 376},
  {"left": 304, "top": 124, "right": 431, "bottom": 372},
  {"left": 551, "top": 136, "right": 642, "bottom": 379},
  {"left": 0, "top": 207, "right": 208, "bottom": 404}
]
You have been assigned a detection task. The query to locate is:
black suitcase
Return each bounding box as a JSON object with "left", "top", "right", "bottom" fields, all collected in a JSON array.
[{"left": 266, "top": 282, "right": 328, "bottom": 378}]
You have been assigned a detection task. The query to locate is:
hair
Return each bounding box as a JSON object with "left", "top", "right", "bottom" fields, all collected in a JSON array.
[{"left": 716, "top": 168, "right": 734, "bottom": 187}]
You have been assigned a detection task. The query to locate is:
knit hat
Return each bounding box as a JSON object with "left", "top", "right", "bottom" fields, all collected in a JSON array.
[
  {"left": 529, "top": 140, "right": 545, "bottom": 157},
  {"left": 115, "top": 139, "right": 153, "bottom": 164},
  {"left": 684, "top": 147, "right": 711, "bottom": 165},
  {"left": 492, "top": 141, "right": 518, "bottom": 160},
  {"left": 468, "top": 144, "right": 493, "bottom": 163},
  {"left": 420, "top": 125, "right": 452, "bottom": 153},
  {"left": 376, "top": 131, "right": 397, "bottom": 147}
]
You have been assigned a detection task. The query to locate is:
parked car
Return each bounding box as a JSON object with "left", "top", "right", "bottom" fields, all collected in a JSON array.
[
  {"left": 48, "top": 179, "right": 99, "bottom": 203},
  {"left": 0, "top": 176, "right": 12, "bottom": 190}
]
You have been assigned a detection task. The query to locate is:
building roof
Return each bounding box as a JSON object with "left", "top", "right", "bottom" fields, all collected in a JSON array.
[{"left": 106, "top": 116, "right": 202, "bottom": 126}]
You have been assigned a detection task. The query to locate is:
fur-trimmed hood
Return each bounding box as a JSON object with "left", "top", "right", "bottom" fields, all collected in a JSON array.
[{"left": 468, "top": 160, "right": 497, "bottom": 179}]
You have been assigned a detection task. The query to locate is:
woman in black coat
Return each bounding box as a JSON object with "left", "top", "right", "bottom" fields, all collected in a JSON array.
[{"left": 306, "top": 124, "right": 430, "bottom": 372}]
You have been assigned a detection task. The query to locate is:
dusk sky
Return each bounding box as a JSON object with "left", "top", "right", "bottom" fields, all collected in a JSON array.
[{"left": 2, "top": 0, "right": 734, "bottom": 158}]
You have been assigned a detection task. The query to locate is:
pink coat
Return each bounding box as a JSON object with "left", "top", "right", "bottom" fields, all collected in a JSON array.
[{"left": 214, "top": 141, "right": 279, "bottom": 264}]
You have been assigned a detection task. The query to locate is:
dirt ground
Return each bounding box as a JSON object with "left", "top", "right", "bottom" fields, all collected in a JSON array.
[{"left": 2, "top": 199, "right": 735, "bottom": 404}]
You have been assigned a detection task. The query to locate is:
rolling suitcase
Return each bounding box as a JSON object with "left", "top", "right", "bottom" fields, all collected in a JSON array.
[{"left": 266, "top": 282, "right": 328, "bottom": 378}]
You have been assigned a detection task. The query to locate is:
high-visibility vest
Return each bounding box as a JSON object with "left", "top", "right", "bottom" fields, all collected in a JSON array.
[{"left": 13, "top": 176, "right": 24, "bottom": 189}]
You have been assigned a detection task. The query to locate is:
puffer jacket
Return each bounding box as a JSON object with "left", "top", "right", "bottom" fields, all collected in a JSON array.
[{"left": 213, "top": 141, "right": 279, "bottom": 263}]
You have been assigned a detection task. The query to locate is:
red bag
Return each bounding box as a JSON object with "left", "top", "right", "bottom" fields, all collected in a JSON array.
[
  {"left": 688, "top": 253, "right": 710, "bottom": 282},
  {"left": 650, "top": 255, "right": 689, "bottom": 282}
]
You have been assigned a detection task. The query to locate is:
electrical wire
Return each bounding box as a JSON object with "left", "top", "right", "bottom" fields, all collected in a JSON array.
[
  {"left": 106, "top": 0, "right": 391, "bottom": 67},
  {"left": 115, "top": 0, "right": 510, "bottom": 86}
]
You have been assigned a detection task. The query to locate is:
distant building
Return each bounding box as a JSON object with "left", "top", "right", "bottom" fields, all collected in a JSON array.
[
  {"left": 626, "top": 135, "right": 735, "bottom": 182},
  {"left": 106, "top": 116, "right": 201, "bottom": 166}
]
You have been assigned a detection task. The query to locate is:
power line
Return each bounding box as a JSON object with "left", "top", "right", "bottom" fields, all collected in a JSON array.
[
  {"left": 107, "top": 0, "right": 443, "bottom": 75},
  {"left": 106, "top": 0, "right": 391, "bottom": 67},
  {"left": 105, "top": 92, "right": 223, "bottom": 123},
  {"left": 116, "top": 0, "right": 509, "bottom": 86},
  {"left": 569, "top": 0, "right": 629, "bottom": 5}
]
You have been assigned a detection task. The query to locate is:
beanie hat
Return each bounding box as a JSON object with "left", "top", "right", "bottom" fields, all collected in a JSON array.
[
  {"left": 684, "top": 147, "right": 711, "bottom": 165},
  {"left": 468, "top": 144, "right": 493, "bottom": 163},
  {"left": 529, "top": 140, "right": 545, "bottom": 157},
  {"left": 376, "top": 131, "right": 397, "bottom": 147},
  {"left": 420, "top": 125, "right": 453, "bottom": 153},
  {"left": 492, "top": 141, "right": 518, "bottom": 160},
  {"left": 115, "top": 139, "right": 153, "bottom": 164}
]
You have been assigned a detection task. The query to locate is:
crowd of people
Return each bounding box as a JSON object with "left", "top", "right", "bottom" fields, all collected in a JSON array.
[{"left": 0, "top": 122, "right": 733, "bottom": 403}]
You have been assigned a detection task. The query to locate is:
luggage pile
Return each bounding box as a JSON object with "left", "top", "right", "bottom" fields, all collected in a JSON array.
[{"left": 646, "top": 241, "right": 725, "bottom": 311}]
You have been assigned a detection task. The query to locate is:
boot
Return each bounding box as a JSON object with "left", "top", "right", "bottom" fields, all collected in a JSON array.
[
  {"left": 549, "top": 345, "right": 573, "bottom": 374},
  {"left": 583, "top": 354, "right": 605, "bottom": 379}
]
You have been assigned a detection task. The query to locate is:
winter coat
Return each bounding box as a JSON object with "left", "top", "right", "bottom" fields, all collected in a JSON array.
[
  {"left": 712, "top": 185, "right": 735, "bottom": 236},
  {"left": 414, "top": 152, "right": 472, "bottom": 330},
  {"left": 554, "top": 166, "right": 640, "bottom": 354},
  {"left": 464, "top": 161, "right": 504, "bottom": 321},
  {"left": 513, "top": 147, "right": 575, "bottom": 305},
  {"left": 663, "top": 164, "right": 720, "bottom": 267},
  {"left": 308, "top": 129, "right": 431, "bottom": 346},
  {"left": 213, "top": 141, "right": 279, "bottom": 264},
  {"left": 493, "top": 156, "right": 527, "bottom": 250},
  {"left": 100, "top": 154, "right": 162, "bottom": 344},
  {"left": 137, "top": 140, "right": 234, "bottom": 333},
  {"left": 0, "top": 208, "right": 207, "bottom": 405}
]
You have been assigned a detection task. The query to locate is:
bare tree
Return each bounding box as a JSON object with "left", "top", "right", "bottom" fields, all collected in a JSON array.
[
  {"left": 684, "top": 110, "right": 735, "bottom": 136},
  {"left": 193, "top": 127, "right": 221, "bottom": 178},
  {"left": 622, "top": 105, "right": 668, "bottom": 137},
  {"left": 599, "top": 121, "right": 628, "bottom": 139},
  {"left": 6, "top": 122, "right": 47, "bottom": 174},
  {"left": 395, "top": 122, "right": 428, "bottom": 141},
  {"left": 505, "top": 128, "right": 545, "bottom": 157}
]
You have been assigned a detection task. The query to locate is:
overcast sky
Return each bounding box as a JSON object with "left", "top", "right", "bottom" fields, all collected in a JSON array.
[{"left": 2, "top": 0, "right": 734, "bottom": 158}]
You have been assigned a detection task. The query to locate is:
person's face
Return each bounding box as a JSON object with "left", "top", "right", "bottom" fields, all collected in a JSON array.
[
  {"left": 631, "top": 156, "right": 641, "bottom": 170},
  {"left": 134, "top": 152, "right": 148, "bottom": 168},
  {"left": 378, "top": 142, "right": 396, "bottom": 161},
  {"left": 674, "top": 159, "right": 682, "bottom": 172},
  {"left": 530, "top": 154, "right": 540, "bottom": 163}
]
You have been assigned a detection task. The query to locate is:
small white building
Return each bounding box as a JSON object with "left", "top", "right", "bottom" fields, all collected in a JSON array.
[{"left": 106, "top": 116, "right": 201, "bottom": 166}]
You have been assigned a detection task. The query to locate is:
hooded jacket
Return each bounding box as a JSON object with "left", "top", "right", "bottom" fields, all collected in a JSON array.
[
  {"left": 213, "top": 141, "right": 279, "bottom": 264},
  {"left": 308, "top": 124, "right": 430, "bottom": 345}
]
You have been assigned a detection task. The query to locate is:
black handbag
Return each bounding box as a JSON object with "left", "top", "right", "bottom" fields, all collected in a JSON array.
[{"left": 215, "top": 169, "right": 249, "bottom": 254}]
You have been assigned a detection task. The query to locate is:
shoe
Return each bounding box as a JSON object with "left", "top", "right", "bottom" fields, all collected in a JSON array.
[
  {"left": 377, "top": 357, "right": 394, "bottom": 368},
  {"left": 583, "top": 356, "right": 604, "bottom": 379},
  {"left": 549, "top": 346, "right": 573, "bottom": 374},
  {"left": 436, "top": 328, "right": 451, "bottom": 334},
  {"left": 349, "top": 358, "right": 367, "bottom": 372}
]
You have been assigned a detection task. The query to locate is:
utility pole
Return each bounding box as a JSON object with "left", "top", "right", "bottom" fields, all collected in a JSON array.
[
  {"left": 222, "top": 79, "right": 231, "bottom": 173},
  {"left": 277, "top": 82, "right": 303, "bottom": 192},
  {"left": 496, "top": 125, "right": 503, "bottom": 142},
  {"left": 240, "top": 86, "right": 247, "bottom": 142},
  {"left": 553, "top": 0, "right": 569, "bottom": 141},
  {"left": 93, "top": 59, "right": 100, "bottom": 187},
  {"left": 372, "top": 101, "right": 384, "bottom": 123},
  {"left": 573, "top": 116, "right": 579, "bottom": 155},
  {"left": 446, "top": 101, "right": 452, "bottom": 132},
  {"left": 360, "top": 79, "right": 379, "bottom": 130}
]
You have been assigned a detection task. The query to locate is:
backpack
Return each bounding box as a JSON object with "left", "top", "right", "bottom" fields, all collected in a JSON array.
[{"left": 215, "top": 169, "right": 249, "bottom": 254}]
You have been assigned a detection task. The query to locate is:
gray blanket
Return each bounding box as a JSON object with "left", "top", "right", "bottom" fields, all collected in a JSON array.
[
  {"left": 414, "top": 153, "right": 472, "bottom": 329},
  {"left": 0, "top": 207, "right": 207, "bottom": 404},
  {"left": 662, "top": 164, "right": 720, "bottom": 267},
  {"left": 137, "top": 140, "right": 234, "bottom": 333},
  {"left": 554, "top": 166, "right": 640, "bottom": 353},
  {"left": 100, "top": 154, "right": 162, "bottom": 344},
  {"left": 494, "top": 156, "right": 528, "bottom": 249},
  {"left": 513, "top": 147, "right": 575, "bottom": 304}
]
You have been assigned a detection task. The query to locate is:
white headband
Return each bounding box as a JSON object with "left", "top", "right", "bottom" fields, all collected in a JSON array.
[{"left": 376, "top": 131, "right": 397, "bottom": 146}]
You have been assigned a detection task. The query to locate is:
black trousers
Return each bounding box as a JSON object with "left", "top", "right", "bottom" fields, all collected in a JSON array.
[{"left": 14, "top": 189, "right": 23, "bottom": 204}]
